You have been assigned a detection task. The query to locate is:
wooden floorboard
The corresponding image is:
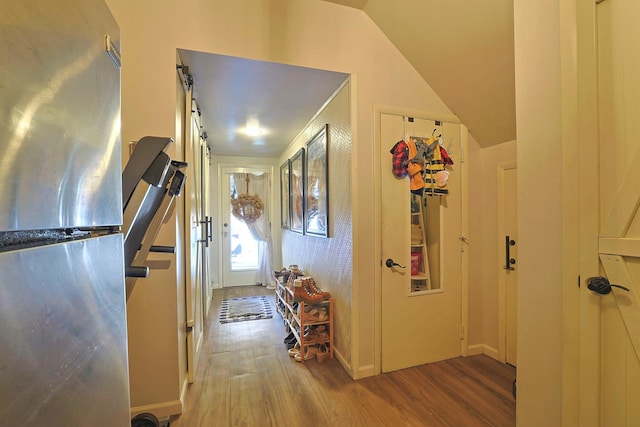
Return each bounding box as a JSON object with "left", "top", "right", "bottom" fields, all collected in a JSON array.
[{"left": 171, "top": 286, "right": 516, "bottom": 427}]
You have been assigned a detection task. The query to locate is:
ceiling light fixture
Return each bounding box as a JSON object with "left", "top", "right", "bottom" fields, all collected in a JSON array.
[{"left": 239, "top": 118, "right": 267, "bottom": 138}]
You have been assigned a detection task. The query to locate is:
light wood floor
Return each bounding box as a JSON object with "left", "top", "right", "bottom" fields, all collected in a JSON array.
[{"left": 170, "top": 286, "right": 516, "bottom": 427}]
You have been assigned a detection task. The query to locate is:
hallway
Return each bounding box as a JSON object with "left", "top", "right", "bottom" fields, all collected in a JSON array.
[{"left": 170, "top": 286, "right": 516, "bottom": 426}]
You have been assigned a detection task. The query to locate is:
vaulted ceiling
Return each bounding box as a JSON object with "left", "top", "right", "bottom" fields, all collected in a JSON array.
[
  {"left": 184, "top": 0, "right": 515, "bottom": 158},
  {"left": 324, "top": 0, "right": 516, "bottom": 147}
]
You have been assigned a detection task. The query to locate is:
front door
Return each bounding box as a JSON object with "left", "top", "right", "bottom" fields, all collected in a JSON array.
[
  {"left": 220, "top": 168, "right": 267, "bottom": 287},
  {"left": 380, "top": 113, "right": 465, "bottom": 372},
  {"left": 592, "top": 0, "right": 640, "bottom": 422}
]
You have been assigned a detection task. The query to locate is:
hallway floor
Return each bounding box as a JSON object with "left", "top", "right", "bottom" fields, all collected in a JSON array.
[{"left": 170, "top": 286, "right": 516, "bottom": 427}]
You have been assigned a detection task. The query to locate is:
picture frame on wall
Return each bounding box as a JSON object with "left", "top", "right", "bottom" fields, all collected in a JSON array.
[
  {"left": 304, "top": 124, "right": 329, "bottom": 237},
  {"left": 280, "top": 159, "right": 291, "bottom": 229},
  {"left": 290, "top": 148, "right": 305, "bottom": 234}
]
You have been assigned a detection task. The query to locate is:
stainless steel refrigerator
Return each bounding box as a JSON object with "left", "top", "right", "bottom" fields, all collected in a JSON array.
[{"left": 0, "top": 0, "right": 130, "bottom": 425}]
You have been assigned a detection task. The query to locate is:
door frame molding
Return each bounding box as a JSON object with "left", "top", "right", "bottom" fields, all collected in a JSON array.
[
  {"left": 372, "top": 104, "right": 468, "bottom": 375},
  {"left": 574, "top": 0, "right": 601, "bottom": 423},
  {"left": 497, "top": 160, "right": 517, "bottom": 364}
]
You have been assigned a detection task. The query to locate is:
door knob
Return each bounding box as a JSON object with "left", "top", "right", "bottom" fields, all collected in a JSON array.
[
  {"left": 587, "top": 276, "right": 630, "bottom": 295},
  {"left": 385, "top": 258, "right": 406, "bottom": 269}
]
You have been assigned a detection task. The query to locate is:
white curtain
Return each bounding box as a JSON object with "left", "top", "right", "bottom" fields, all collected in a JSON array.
[{"left": 232, "top": 172, "right": 274, "bottom": 288}]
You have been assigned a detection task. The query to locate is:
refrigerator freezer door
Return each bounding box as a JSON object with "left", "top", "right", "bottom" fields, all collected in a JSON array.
[
  {"left": 0, "top": 234, "right": 130, "bottom": 425},
  {"left": 0, "top": 0, "right": 122, "bottom": 231}
]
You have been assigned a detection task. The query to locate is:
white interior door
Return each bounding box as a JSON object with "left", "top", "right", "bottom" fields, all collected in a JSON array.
[
  {"left": 184, "top": 97, "right": 205, "bottom": 383},
  {"left": 501, "top": 166, "right": 518, "bottom": 367},
  {"left": 594, "top": 0, "right": 640, "bottom": 423},
  {"left": 201, "top": 140, "right": 212, "bottom": 313},
  {"left": 380, "top": 113, "right": 464, "bottom": 372}
]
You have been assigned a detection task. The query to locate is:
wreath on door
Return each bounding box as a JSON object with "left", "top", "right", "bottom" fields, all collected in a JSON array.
[{"left": 231, "top": 174, "right": 264, "bottom": 224}]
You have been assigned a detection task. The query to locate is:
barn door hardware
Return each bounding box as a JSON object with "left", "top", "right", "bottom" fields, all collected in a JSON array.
[{"left": 504, "top": 236, "right": 516, "bottom": 270}]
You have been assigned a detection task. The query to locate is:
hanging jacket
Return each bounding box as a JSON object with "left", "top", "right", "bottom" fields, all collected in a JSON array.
[
  {"left": 389, "top": 140, "right": 409, "bottom": 178},
  {"left": 407, "top": 137, "right": 425, "bottom": 195},
  {"left": 440, "top": 146, "right": 454, "bottom": 165},
  {"left": 425, "top": 140, "right": 449, "bottom": 196}
]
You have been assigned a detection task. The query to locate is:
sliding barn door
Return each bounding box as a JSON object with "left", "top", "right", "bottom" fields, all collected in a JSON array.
[
  {"left": 184, "top": 93, "right": 206, "bottom": 383},
  {"left": 595, "top": 0, "right": 640, "bottom": 423}
]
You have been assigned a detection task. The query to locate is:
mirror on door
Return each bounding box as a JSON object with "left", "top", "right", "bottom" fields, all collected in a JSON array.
[{"left": 410, "top": 194, "right": 441, "bottom": 293}]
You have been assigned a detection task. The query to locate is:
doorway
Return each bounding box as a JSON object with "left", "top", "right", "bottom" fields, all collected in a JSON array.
[{"left": 497, "top": 162, "right": 517, "bottom": 367}]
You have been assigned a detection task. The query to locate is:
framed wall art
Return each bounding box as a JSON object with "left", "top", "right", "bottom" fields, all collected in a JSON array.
[
  {"left": 304, "top": 124, "right": 329, "bottom": 237},
  {"left": 290, "top": 148, "right": 305, "bottom": 234},
  {"left": 280, "top": 159, "right": 291, "bottom": 229}
]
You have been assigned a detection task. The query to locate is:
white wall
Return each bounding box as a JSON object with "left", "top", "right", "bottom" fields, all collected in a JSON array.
[{"left": 279, "top": 82, "right": 353, "bottom": 371}]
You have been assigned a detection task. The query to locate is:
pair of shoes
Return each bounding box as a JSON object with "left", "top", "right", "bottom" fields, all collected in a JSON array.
[
  {"left": 288, "top": 343, "right": 301, "bottom": 357},
  {"left": 283, "top": 331, "right": 295, "bottom": 344},
  {"left": 284, "top": 330, "right": 300, "bottom": 345},
  {"left": 304, "top": 325, "right": 329, "bottom": 344},
  {"left": 302, "top": 305, "right": 328, "bottom": 322},
  {"left": 293, "top": 282, "right": 325, "bottom": 303},
  {"left": 304, "top": 278, "right": 330, "bottom": 299},
  {"left": 294, "top": 344, "right": 319, "bottom": 362},
  {"left": 316, "top": 344, "right": 330, "bottom": 363}
]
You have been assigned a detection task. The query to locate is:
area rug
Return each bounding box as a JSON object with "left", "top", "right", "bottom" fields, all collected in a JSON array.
[{"left": 219, "top": 295, "right": 273, "bottom": 323}]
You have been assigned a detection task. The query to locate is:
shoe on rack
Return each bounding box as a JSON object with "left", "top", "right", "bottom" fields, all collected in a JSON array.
[
  {"left": 288, "top": 343, "right": 301, "bottom": 357},
  {"left": 294, "top": 344, "right": 319, "bottom": 362},
  {"left": 283, "top": 331, "right": 295, "bottom": 344},
  {"left": 293, "top": 283, "right": 325, "bottom": 303},
  {"left": 316, "top": 344, "right": 330, "bottom": 363},
  {"left": 304, "top": 278, "right": 330, "bottom": 299},
  {"left": 304, "top": 325, "right": 329, "bottom": 344},
  {"left": 302, "top": 306, "right": 328, "bottom": 322}
]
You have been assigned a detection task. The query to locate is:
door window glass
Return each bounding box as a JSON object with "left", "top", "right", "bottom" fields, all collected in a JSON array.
[{"left": 229, "top": 175, "right": 259, "bottom": 271}]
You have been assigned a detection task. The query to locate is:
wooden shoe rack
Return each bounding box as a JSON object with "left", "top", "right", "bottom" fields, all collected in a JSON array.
[{"left": 275, "top": 276, "right": 333, "bottom": 362}]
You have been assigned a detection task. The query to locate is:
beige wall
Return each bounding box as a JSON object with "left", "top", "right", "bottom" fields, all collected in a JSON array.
[
  {"left": 468, "top": 138, "right": 517, "bottom": 355},
  {"left": 105, "top": 0, "right": 453, "bottom": 409},
  {"left": 514, "top": 0, "right": 570, "bottom": 424}
]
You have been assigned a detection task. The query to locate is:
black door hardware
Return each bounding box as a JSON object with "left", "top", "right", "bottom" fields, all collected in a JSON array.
[
  {"left": 586, "top": 276, "right": 630, "bottom": 295},
  {"left": 504, "top": 236, "right": 516, "bottom": 270},
  {"left": 385, "top": 258, "right": 406, "bottom": 269}
]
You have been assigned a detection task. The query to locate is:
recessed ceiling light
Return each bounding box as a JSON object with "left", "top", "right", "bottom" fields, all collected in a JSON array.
[{"left": 239, "top": 118, "right": 268, "bottom": 138}]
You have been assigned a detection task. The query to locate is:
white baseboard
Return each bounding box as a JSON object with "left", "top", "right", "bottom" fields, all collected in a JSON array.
[
  {"left": 213, "top": 282, "right": 222, "bottom": 289},
  {"left": 130, "top": 398, "right": 183, "bottom": 420},
  {"left": 180, "top": 377, "right": 188, "bottom": 411},
  {"left": 353, "top": 363, "right": 375, "bottom": 379},
  {"left": 467, "top": 344, "right": 500, "bottom": 361},
  {"left": 205, "top": 288, "right": 213, "bottom": 314},
  {"left": 467, "top": 344, "right": 484, "bottom": 355},
  {"left": 333, "top": 348, "right": 361, "bottom": 380},
  {"left": 334, "top": 348, "right": 375, "bottom": 379}
]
